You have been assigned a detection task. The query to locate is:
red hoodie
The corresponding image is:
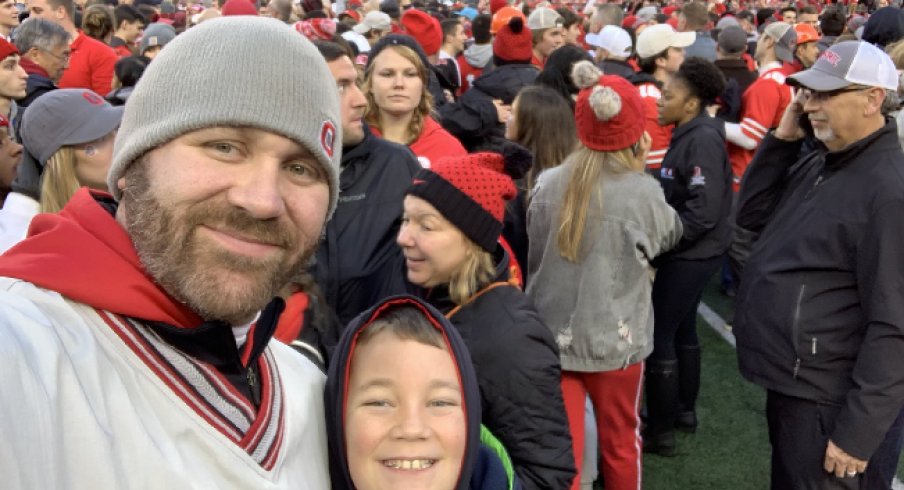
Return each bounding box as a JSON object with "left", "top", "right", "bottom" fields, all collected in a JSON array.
[
  {"left": 371, "top": 116, "right": 466, "bottom": 168},
  {"left": 0, "top": 188, "right": 201, "bottom": 327}
]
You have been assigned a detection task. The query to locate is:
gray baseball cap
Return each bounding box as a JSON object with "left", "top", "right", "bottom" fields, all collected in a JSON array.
[
  {"left": 718, "top": 25, "right": 747, "bottom": 55},
  {"left": 140, "top": 22, "right": 177, "bottom": 55},
  {"left": 20, "top": 89, "right": 123, "bottom": 165},
  {"left": 763, "top": 21, "right": 796, "bottom": 63},
  {"left": 788, "top": 40, "right": 898, "bottom": 91}
]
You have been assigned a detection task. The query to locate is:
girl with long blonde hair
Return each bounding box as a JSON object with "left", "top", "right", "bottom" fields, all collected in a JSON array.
[
  {"left": 21, "top": 89, "right": 122, "bottom": 215},
  {"left": 526, "top": 61, "right": 682, "bottom": 490}
]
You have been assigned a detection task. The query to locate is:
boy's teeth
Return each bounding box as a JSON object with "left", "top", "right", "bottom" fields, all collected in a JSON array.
[{"left": 383, "top": 459, "right": 435, "bottom": 470}]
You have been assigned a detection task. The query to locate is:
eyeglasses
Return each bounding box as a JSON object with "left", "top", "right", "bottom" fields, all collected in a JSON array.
[
  {"left": 801, "top": 86, "right": 869, "bottom": 103},
  {"left": 41, "top": 48, "right": 71, "bottom": 63}
]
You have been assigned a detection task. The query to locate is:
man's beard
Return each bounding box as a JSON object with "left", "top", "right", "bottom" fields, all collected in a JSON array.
[
  {"left": 121, "top": 160, "right": 317, "bottom": 325},
  {"left": 812, "top": 124, "right": 837, "bottom": 145}
]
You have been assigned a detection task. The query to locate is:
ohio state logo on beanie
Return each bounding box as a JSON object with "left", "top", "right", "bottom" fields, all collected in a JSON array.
[{"left": 320, "top": 121, "right": 336, "bottom": 158}]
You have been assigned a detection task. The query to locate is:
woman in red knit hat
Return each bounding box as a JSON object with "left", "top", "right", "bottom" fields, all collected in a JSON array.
[
  {"left": 526, "top": 60, "right": 683, "bottom": 490},
  {"left": 363, "top": 34, "right": 466, "bottom": 168},
  {"left": 396, "top": 144, "right": 577, "bottom": 490}
]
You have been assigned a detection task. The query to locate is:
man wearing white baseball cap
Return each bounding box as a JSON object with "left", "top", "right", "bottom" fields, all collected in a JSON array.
[
  {"left": 631, "top": 23, "right": 694, "bottom": 173},
  {"left": 585, "top": 24, "right": 634, "bottom": 79},
  {"left": 734, "top": 40, "right": 904, "bottom": 489}
]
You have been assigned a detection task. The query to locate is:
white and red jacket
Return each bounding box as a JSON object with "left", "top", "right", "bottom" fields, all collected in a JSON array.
[
  {"left": 0, "top": 189, "right": 329, "bottom": 489},
  {"left": 727, "top": 61, "right": 793, "bottom": 192}
]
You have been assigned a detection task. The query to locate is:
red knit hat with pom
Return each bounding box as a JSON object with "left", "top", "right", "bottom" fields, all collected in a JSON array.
[
  {"left": 493, "top": 16, "right": 533, "bottom": 63},
  {"left": 572, "top": 60, "right": 645, "bottom": 151},
  {"left": 490, "top": 0, "right": 507, "bottom": 14},
  {"left": 406, "top": 144, "right": 532, "bottom": 252},
  {"left": 401, "top": 9, "right": 442, "bottom": 56}
]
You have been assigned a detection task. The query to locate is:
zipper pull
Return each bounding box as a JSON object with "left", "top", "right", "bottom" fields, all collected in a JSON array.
[
  {"left": 793, "top": 358, "right": 801, "bottom": 378},
  {"left": 811, "top": 337, "right": 817, "bottom": 356},
  {"left": 247, "top": 367, "right": 260, "bottom": 406},
  {"left": 805, "top": 175, "right": 824, "bottom": 200}
]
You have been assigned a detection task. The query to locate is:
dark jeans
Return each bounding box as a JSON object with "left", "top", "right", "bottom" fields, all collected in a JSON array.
[
  {"left": 766, "top": 390, "right": 904, "bottom": 490},
  {"left": 650, "top": 256, "right": 722, "bottom": 361}
]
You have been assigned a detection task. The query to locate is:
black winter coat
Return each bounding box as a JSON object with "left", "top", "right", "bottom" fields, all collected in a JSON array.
[
  {"left": 20, "top": 73, "right": 56, "bottom": 109},
  {"left": 735, "top": 120, "right": 904, "bottom": 461},
  {"left": 654, "top": 113, "right": 732, "bottom": 262},
  {"left": 313, "top": 125, "right": 421, "bottom": 337},
  {"left": 438, "top": 63, "right": 539, "bottom": 151},
  {"left": 426, "top": 248, "right": 576, "bottom": 490}
]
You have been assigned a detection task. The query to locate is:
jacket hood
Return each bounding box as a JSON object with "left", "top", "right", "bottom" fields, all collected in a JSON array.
[
  {"left": 324, "top": 295, "right": 482, "bottom": 490},
  {"left": 463, "top": 43, "right": 493, "bottom": 68},
  {"left": 0, "top": 188, "right": 202, "bottom": 327},
  {"left": 472, "top": 64, "right": 539, "bottom": 104},
  {"left": 672, "top": 112, "right": 726, "bottom": 141}
]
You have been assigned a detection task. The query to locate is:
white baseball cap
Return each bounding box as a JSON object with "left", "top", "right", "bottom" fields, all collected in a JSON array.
[
  {"left": 635, "top": 24, "right": 695, "bottom": 59},
  {"left": 353, "top": 10, "right": 391, "bottom": 34},
  {"left": 586, "top": 25, "right": 633, "bottom": 58}
]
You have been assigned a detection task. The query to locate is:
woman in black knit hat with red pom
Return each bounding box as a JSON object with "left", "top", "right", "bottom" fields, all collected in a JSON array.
[{"left": 397, "top": 143, "right": 576, "bottom": 490}]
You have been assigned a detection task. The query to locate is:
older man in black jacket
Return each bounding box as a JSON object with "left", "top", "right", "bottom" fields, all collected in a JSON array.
[
  {"left": 734, "top": 41, "right": 904, "bottom": 489},
  {"left": 312, "top": 41, "right": 421, "bottom": 334}
]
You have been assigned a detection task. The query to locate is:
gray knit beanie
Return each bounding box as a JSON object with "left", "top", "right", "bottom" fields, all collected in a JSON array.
[{"left": 110, "top": 16, "right": 342, "bottom": 216}]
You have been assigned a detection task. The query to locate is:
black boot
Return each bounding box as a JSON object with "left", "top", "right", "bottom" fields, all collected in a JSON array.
[
  {"left": 643, "top": 359, "right": 679, "bottom": 457},
  {"left": 676, "top": 345, "right": 701, "bottom": 433}
]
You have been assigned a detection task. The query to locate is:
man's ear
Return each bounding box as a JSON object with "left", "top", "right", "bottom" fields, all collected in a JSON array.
[
  {"left": 864, "top": 87, "right": 888, "bottom": 116},
  {"left": 24, "top": 46, "right": 41, "bottom": 60},
  {"left": 117, "top": 176, "right": 126, "bottom": 191}
]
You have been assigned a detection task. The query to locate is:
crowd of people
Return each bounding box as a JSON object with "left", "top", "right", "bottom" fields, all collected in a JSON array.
[{"left": 0, "top": 0, "right": 902, "bottom": 488}]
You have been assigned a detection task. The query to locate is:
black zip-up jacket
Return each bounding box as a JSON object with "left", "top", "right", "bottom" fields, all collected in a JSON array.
[
  {"left": 312, "top": 125, "right": 421, "bottom": 335},
  {"left": 438, "top": 63, "right": 539, "bottom": 151},
  {"left": 20, "top": 73, "right": 56, "bottom": 109},
  {"left": 734, "top": 121, "right": 904, "bottom": 460},
  {"left": 426, "top": 249, "right": 576, "bottom": 490},
  {"left": 654, "top": 113, "right": 732, "bottom": 262}
]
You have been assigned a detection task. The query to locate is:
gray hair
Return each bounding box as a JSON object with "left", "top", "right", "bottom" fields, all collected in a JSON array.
[
  {"left": 593, "top": 4, "right": 624, "bottom": 29},
  {"left": 13, "top": 18, "right": 71, "bottom": 54}
]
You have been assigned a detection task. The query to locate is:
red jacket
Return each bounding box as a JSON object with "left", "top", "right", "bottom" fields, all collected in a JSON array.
[
  {"left": 58, "top": 31, "right": 118, "bottom": 95},
  {"left": 456, "top": 53, "right": 483, "bottom": 94},
  {"left": 109, "top": 36, "right": 135, "bottom": 58},
  {"left": 372, "top": 116, "right": 466, "bottom": 168},
  {"left": 408, "top": 116, "right": 466, "bottom": 167}
]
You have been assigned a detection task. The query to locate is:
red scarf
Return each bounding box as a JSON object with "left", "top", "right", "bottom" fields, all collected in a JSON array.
[{"left": 0, "top": 188, "right": 202, "bottom": 327}]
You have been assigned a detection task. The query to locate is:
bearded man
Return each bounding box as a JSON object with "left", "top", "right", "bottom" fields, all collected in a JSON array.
[{"left": 0, "top": 16, "right": 340, "bottom": 488}]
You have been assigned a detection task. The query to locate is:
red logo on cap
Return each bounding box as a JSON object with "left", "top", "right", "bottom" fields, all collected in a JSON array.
[
  {"left": 320, "top": 121, "right": 336, "bottom": 158},
  {"left": 82, "top": 91, "right": 104, "bottom": 105},
  {"left": 821, "top": 50, "right": 841, "bottom": 67}
]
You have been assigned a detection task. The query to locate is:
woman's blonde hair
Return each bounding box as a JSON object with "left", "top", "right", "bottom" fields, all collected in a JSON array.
[
  {"left": 40, "top": 147, "right": 80, "bottom": 213},
  {"left": 363, "top": 44, "right": 434, "bottom": 145},
  {"left": 556, "top": 145, "right": 643, "bottom": 263},
  {"left": 447, "top": 237, "right": 495, "bottom": 305}
]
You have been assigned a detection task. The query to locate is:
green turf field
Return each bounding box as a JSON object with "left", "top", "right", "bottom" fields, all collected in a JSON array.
[
  {"left": 624, "top": 277, "right": 903, "bottom": 489},
  {"left": 641, "top": 322, "right": 770, "bottom": 489}
]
